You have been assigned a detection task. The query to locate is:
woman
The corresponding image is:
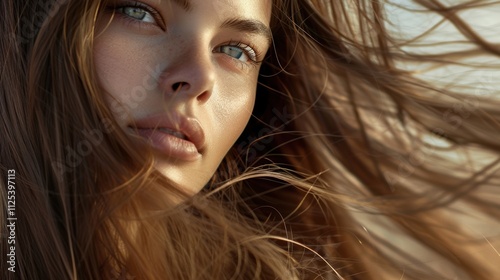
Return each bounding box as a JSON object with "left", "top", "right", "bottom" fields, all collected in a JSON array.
[{"left": 1, "top": 0, "right": 499, "bottom": 279}]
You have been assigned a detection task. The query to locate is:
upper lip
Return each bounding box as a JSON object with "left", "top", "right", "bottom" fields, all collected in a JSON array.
[{"left": 129, "top": 113, "right": 206, "bottom": 152}]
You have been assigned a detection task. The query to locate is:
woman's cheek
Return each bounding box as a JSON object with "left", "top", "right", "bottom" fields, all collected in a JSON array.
[
  {"left": 211, "top": 82, "right": 256, "bottom": 152},
  {"left": 216, "top": 83, "right": 255, "bottom": 127}
]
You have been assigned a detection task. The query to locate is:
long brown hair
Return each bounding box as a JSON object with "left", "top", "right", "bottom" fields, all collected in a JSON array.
[{"left": 2, "top": 0, "right": 500, "bottom": 279}]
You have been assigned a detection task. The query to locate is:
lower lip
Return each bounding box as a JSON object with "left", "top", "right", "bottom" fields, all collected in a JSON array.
[{"left": 134, "top": 128, "right": 201, "bottom": 161}]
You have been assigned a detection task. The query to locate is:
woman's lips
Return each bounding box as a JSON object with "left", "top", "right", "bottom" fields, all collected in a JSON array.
[
  {"left": 135, "top": 128, "right": 201, "bottom": 161},
  {"left": 130, "top": 113, "right": 205, "bottom": 161}
]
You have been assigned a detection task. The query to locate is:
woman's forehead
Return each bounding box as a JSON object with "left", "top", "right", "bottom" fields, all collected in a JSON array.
[{"left": 169, "top": 0, "right": 272, "bottom": 24}]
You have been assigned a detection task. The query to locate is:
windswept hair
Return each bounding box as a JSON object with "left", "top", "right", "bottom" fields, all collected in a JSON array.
[{"left": 2, "top": 0, "right": 500, "bottom": 279}]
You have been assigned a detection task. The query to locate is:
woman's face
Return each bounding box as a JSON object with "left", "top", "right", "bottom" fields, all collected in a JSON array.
[{"left": 94, "top": 0, "right": 272, "bottom": 194}]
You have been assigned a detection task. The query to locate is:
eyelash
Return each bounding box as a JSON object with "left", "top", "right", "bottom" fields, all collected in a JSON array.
[
  {"left": 107, "top": 1, "right": 164, "bottom": 29},
  {"left": 107, "top": 1, "right": 262, "bottom": 67},
  {"left": 215, "top": 41, "right": 262, "bottom": 66}
]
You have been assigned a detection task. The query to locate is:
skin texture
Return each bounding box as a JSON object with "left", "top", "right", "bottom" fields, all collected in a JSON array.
[{"left": 93, "top": 0, "right": 272, "bottom": 194}]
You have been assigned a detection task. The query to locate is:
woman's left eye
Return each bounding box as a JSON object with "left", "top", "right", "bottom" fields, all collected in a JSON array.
[
  {"left": 116, "top": 6, "right": 156, "bottom": 23},
  {"left": 216, "top": 43, "right": 258, "bottom": 63}
]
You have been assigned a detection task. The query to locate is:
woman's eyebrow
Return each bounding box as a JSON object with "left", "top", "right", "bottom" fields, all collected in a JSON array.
[
  {"left": 220, "top": 18, "right": 272, "bottom": 45},
  {"left": 171, "top": 0, "right": 192, "bottom": 11}
]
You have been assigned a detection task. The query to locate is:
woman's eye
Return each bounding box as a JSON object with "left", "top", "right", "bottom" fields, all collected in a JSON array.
[
  {"left": 116, "top": 6, "right": 156, "bottom": 23},
  {"left": 217, "top": 44, "right": 258, "bottom": 63}
]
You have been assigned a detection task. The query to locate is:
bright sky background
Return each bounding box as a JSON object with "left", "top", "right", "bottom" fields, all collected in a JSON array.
[
  {"left": 385, "top": 0, "right": 500, "bottom": 91},
  {"left": 387, "top": 0, "right": 500, "bottom": 43}
]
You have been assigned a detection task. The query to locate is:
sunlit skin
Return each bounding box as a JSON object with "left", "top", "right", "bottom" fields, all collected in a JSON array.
[{"left": 94, "top": 0, "right": 272, "bottom": 194}]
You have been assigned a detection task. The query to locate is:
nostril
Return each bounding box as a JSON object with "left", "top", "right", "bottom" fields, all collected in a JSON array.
[{"left": 172, "top": 82, "right": 187, "bottom": 92}]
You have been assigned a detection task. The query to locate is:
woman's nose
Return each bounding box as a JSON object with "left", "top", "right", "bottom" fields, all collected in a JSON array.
[{"left": 158, "top": 45, "right": 215, "bottom": 103}]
